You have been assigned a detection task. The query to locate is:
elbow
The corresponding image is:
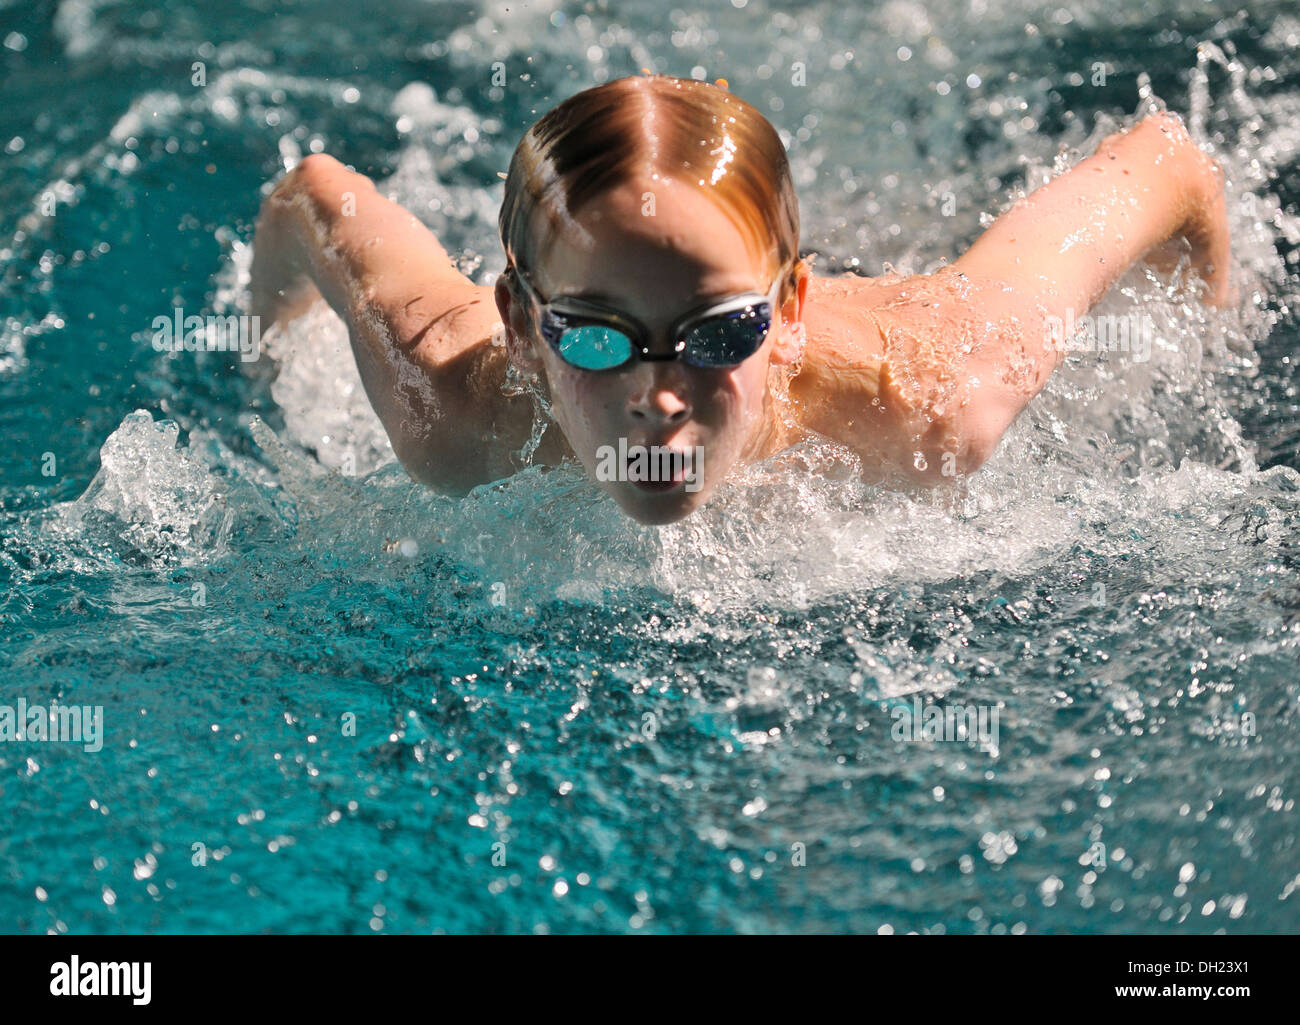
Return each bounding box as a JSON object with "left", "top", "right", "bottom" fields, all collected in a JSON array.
[
  {"left": 951, "top": 427, "right": 1002, "bottom": 477},
  {"left": 290, "top": 152, "right": 352, "bottom": 193},
  {"left": 917, "top": 434, "right": 999, "bottom": 483},
  {"left": 904, "top": 399, "right": 1012, "bottom": 485},
  {"left": 388, "top": 420, "right": 493, "bottom": 498},
  {"left": 262, "top": 153, "right": 333, "bottom": 214},
  {"left": 293, "top": 152, "right": 343, "bottom": 181},
  {"left": 387, "top": 420, "right": 453, "bottom": 493},
  {"left": 267, "top": 153, "right": 374, "bottom": 224}
]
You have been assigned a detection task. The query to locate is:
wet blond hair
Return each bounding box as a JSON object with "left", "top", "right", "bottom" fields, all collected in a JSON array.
[{"left": 498, "top": 74, "right": 802, "bottom": 300}]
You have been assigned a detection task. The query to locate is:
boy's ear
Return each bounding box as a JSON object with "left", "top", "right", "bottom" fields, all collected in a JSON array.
[
  {"left": 494, "top": 272, "right": 544, "bottom": 373},
  {"left": 770, "top": 258, "right": 810, "bottom": 367}
]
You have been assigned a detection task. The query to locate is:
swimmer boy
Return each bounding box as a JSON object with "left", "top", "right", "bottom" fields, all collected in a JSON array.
[{"left": 250, "top": 74, "right": 1232, "bottom": 525}]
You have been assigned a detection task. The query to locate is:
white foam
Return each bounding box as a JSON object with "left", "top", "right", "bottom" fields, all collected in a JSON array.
[
  {"left": 57, "top": 410, "right": 234, "bottom": 563},
  {"left": 263, "top": 303, "right": 394, "bottom": 476}
]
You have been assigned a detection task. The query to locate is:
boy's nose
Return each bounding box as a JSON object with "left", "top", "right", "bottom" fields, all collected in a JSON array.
[{"left": 626, "top": 362, "right": 691, "bottom": 425}]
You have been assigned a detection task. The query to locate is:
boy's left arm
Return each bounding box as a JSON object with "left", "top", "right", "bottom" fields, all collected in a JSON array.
[{"left": 881, "top": 112, "right": 1233, "bottom": 480}]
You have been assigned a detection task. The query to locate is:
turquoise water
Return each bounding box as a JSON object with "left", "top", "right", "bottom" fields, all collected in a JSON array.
[{"left": 2, "top": 0, "right": 1299, "bottom": 933}]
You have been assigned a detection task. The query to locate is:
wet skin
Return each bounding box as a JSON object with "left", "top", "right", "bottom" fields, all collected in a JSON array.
[{"left": 250, "top": 112, "right": 1232, "bottom": 524}]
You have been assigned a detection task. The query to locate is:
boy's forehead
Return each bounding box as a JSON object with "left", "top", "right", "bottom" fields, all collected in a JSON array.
[{"left": 532, "top": 178, "right": 764, "bottom": 296}]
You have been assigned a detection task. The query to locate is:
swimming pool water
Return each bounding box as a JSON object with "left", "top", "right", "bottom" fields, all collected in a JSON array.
[{"left": 1, "top": 0, "right": 1299, "bottom": 933}]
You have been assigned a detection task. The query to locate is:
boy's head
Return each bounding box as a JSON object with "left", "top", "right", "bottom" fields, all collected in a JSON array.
[{"left": 495, "top": 75, "right": 808, "bottom": 524}]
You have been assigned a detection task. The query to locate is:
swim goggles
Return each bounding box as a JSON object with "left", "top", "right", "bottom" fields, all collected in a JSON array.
[{"left": 509, "top": 264, "right": 788, "bottom": 372}]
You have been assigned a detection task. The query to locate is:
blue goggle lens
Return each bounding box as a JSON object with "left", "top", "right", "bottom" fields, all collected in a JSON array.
[{"left": 555, "top": 324, "right": 636, "bottom": 371}]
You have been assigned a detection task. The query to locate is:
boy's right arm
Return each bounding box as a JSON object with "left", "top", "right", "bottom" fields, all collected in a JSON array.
[{"left": 249, "top": 154, "right": 530, "bottom": 493}]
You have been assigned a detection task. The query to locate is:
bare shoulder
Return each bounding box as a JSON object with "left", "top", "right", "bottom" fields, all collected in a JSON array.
[
  {"left": 790, "top": 266, "right": 1005, "bottom": 483},
  {"left": 800, "top": 267, "right": 936, "bottom": 358},
  {"left": 793, "top": 268, "right": 909, "bottom": 406},
  {"left": 799, "top": 263, "right": 1019, "bottom": 391}
]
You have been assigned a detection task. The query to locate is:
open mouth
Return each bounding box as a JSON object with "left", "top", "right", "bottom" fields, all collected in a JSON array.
[
  {"left": 624, "top": 445, "right": 694, "bottom": 491},
  {"left": 631, "top": 474, "right": 681, "bottom": 492}
]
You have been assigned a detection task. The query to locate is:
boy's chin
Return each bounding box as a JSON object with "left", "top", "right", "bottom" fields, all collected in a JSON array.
[{"left": 607, "top": 481, "right": 709, "bottom": 525}]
